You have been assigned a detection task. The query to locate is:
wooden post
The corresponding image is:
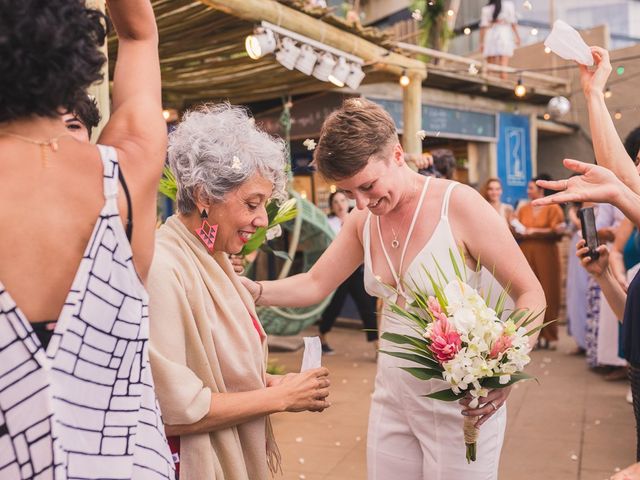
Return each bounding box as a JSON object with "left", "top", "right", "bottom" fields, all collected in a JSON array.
[
  {"left": 402, "top": 71, "right": 423, "bottom": 160},
  {"left": 86, "top": 0, "right": 110, "bottom": 141},
  {"left": 198, "top": 0, "right": 425, "bottom": 77}
]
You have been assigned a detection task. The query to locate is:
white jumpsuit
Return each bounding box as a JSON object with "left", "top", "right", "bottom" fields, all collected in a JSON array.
[{"left": 363, "top": 180, "right": 507, "bottom": 480}]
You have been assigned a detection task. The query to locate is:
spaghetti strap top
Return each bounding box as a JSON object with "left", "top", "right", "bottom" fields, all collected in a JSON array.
[
  {"left": 363, "top": 181, "right": 461, "bottom": 304},
  {"left": 0, "top": 145, "right": 174, "bottom": 479}
]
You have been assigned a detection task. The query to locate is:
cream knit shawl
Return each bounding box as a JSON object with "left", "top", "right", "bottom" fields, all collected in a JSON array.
[{"left": 148, "top": 216, "right": 280, "bottom": 480}]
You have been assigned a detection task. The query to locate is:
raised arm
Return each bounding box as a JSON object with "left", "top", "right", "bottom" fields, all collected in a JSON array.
[
  {"left": 534, "top": 159, "right": 640, "bottom": 228},
  {"left": 246, "top": 209, "right": 365, "bottom": 307},
  {"left": 99, "top": 0, "right": 165, "bottom": 162},
  {"left": 581, "top": 47, "right": 640, "bottom": 193}
]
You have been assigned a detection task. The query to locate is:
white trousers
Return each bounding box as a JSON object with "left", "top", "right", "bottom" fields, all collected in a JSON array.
[{"left": 368, "top": 314, "right": 506, "bottom": 480}]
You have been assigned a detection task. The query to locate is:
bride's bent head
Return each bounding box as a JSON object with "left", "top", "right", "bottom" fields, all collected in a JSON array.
[
  {"left": 314, "top": 98, "right": 412, "bottom": 215},
  {"left": 169, "top": 103, "right": 287, "bottom": 255}
]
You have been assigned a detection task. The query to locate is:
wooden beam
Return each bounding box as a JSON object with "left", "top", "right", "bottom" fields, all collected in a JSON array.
[
  {"left": 197, "top": 0, "right": 426, "bottom": 78},
  {"left": 402, "top": 71, "right": 423, "bottom": 158}
]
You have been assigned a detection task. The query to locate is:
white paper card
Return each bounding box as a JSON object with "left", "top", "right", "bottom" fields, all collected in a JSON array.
[
  {"left": 300, "top": 336, "right": 322, "bottom": 372},
  {"left": 544, "top": 20, "right": 594, "bottom": 66}
]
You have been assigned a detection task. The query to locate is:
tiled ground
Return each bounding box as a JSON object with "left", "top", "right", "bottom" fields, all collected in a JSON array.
[{"left": 269, "top": 325, "right": 634, "bottom": 480}]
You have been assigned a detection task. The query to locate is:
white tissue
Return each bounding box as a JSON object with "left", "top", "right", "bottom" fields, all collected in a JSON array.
[
  {"left": 544, "top": 20, "right": 594, "bottom": 66},
  {"left": 300, "top": 336, "right": 322, "bottom": 372}
]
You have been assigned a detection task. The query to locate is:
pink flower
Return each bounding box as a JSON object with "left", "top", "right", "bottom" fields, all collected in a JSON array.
[
  {"left": 490, "top": 335, "right": 513, "bottom": 359},
  {"left": 428, "top": 318, "right": 462, "bottom": 363},
  {"left": 427, "top": 296, "right": 444, "bottom": 316}
]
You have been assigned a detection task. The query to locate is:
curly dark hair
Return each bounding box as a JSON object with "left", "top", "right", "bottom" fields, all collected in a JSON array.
[{"left": 0, "top": 0, "right": 107, "bottom": 123}]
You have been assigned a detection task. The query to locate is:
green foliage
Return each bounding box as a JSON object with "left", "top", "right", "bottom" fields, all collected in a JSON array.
[
  {"left": 409, "top": 0, "right": 453, "bottom": 51},
  {"left": 424, "top": 388, "right": 466, "bottom": 402},
  {"left": 159, "top": 166, "right": 178, "bottom": 201}
]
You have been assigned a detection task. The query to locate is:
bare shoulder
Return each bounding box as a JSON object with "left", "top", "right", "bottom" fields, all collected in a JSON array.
[
  {"left": 446, "top": 182, "right": 505, "bottom": 232},
  {"left": 344, "top": 207, "right": 369, "bottom": 245}
]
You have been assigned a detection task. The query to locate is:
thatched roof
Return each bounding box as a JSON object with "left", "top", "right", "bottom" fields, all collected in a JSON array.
[{"left": 107, "top": 0, "right": 399, "bottom": 108}]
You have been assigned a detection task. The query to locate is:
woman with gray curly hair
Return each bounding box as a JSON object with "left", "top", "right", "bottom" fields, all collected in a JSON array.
[{"left": 147, "top": 103, "right": 330, "bottom": 480}]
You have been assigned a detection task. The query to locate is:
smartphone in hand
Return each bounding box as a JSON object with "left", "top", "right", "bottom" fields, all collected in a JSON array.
[{"left": 578, "top": 207, "right": 600, "bottom": 260}]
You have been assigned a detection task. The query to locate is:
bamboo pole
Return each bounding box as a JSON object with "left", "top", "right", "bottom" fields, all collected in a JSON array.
[
  {"left": 86, "top": 0, "right": 110, "bottom": 141},
  {"left": 197, "top": 0, "right": 426, "bottom": 78},
  {"left": 402, "top": 71, "right": 423, "bottom": 159}
]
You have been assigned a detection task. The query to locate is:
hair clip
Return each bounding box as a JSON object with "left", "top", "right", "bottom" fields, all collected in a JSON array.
[{"left": 231, "top": 155, "right": 242, "bottom": 171}]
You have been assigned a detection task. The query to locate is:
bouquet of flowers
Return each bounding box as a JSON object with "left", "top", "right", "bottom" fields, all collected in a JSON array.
[
  {"left": 159, "top": 166, "right": 297, "bottom": 259},
  {"left": 381, "top": 252, "right": 545, "bottom": 462}
]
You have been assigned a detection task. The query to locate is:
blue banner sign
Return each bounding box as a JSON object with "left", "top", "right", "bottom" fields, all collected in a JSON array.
[{"left": 497, "top": 113, "right": 531, "bottom": 207}]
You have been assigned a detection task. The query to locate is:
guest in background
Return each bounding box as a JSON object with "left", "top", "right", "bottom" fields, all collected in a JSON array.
[
  {"left": 565, "top": 201, "right": 590, "bottom": 354},
  {"left": 431, "top": 148, "right": 457, "bottom": 180},
  {"left": 481, "top": 177, "right": 514, "bottom": 225},
  {"left": 61, "top": 94, "right": 101, "bottom": 142},
  {"left": 318, "top": 191, "right": 378, "bottom": 354},
  {"left": 148, "top": 104, "right": 330, "bottom": 480},
  {"left": 516, "top": 176, "right": 565, "bottom": 349},
  {"left": 479, "top": 0, "right": 521, "bottom": 78}
]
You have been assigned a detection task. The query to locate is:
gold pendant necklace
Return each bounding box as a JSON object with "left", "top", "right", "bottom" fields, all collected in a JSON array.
[
  {"left": 0, "top": 131, "right": 68, "bottom": 167},
  {"left": 387, "top": 179, "right": 418, "bottom": 249}
]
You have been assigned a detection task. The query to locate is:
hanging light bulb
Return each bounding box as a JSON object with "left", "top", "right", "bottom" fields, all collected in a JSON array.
[
  {"left": 464, "top": 27, "right": 471, "bottom": 35},
  {"left": 614, "top": 110, "right": 623, "bottom": 120},
  {"left": 447, "top": 9, "right": 454, "bottom": 17},
  {"left": 543, "top": 113, "right": 551, "bottom": 120},
  {"left": 530, "top": 28, "right": 539, "bottom": 36},
  {"left": 245, "top": 29, "right": 276, "bottom": 60},
  {"left": 605, "top": 87, "right": 612, "bottom": 99},
  {"left": 328, "top": 57, "right": 351, "bottom": 87},
  {"left": 345, "top": 63, "right": 366, "bottom": 90},
  {"left": 399, "top": 70, "right": 410, "bottom": 87},
  {"left": 544, "top": 46, "right": 551, "bottom": 54},
  {"left": 514, "top": 78, "right": 527, "bottom": 97},
  {"left": 275, "top": 37, "right": 301, "bottom": 70}
]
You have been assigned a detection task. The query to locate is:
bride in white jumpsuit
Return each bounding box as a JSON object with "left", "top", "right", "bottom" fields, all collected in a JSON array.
[{"left": 242, "top": 98, "right": 545, "bottom": 479}]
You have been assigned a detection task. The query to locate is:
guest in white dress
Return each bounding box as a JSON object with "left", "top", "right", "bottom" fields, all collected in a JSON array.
[{"left": 480, "top": 0, "right": 521, "bottom": 78}]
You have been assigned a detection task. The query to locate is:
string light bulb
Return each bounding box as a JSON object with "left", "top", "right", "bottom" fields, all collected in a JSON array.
[
  {"left": 604, "top": 87, "right": 612, "bottom": 99},
  {"left": 464, "top": 27, "right": 471, "bottom": 35},
  {"left": 447, "top": 9, "right": 454, "bottom": 17},
  {"left": 530, "top": 28, "right": 539, "bottom": 36},
  {"left": 514, "top": 78, "right": 527, "bottom": 97},
  {"left": 614, "top": 110, "right": 623, "bottom": 120},
  {"left": 543, "top": 113, "right": 551, "bottom": 120},
  {"left": 399, "top": 71, "right": 411, "bottom": 87},
  {"left": 544, "top": 46, "right": 551, "bottom": 54}
]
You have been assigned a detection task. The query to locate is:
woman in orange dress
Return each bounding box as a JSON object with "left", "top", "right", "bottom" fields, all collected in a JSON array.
[{"left": 517, "top": 177, "right": 565, "bottom": 349}]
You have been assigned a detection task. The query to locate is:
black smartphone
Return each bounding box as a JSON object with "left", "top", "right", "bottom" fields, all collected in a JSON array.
[{"left": 578, "top": 207, "right": 600, "bottom": 260}]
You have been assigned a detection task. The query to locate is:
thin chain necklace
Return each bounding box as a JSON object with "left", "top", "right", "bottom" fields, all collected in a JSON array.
[
  {"left": 386, "top": 179, "right": 418, "bottom": 249},
  {"left": 0, "top": 131, "right": 69, "bottom": 167}
]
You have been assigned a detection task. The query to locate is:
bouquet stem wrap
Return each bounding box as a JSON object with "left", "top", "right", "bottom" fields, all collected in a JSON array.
[{"left": 463, "top": 416, "right": 479, "bottom": 463}]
